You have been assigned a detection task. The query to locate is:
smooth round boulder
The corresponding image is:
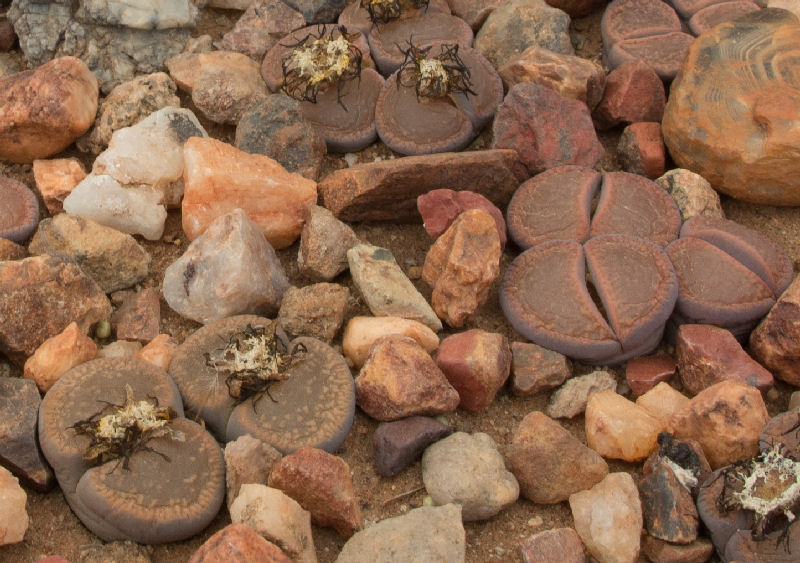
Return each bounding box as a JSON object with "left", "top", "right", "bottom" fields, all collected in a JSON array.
[
  {"left": 39, "top": 358, "right": 224, "bottom": 544},
  {"left": 662, "top": 9, "right": 800, "bottom": 205}
]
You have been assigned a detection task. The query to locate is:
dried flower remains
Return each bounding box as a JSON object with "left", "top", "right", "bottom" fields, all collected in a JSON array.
[
  {"left": 360, "top": 0, "right": 430, "bottom": 24},
  {"left": 281, "top": 25, "right": 363, "bottom": 110},
  {"left": 205, "top": 324, "right": 307, "bottom": 408},
  {"left": 70, "top": 384, "right": 183, "bottom": 471},
  {"left": 397, "top": 41, "right": 476, "bottom": 100}
]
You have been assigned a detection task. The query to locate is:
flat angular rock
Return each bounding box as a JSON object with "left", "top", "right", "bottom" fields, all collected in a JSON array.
[
  {"left": 639, "top": 465, "right": 699, "bottom": 544},
  {"left": 32, "top": 158, "right": 87, "bottom": 214},
  {"left": 0, "top": 177, "right": 40, "bottom": 243},
  {"left": 636, "top": 383, "right": 689, "bottom": 428},
  {"left": 77, "top": 72, "right": 181, "bottom": 155},
  {"left": 508, "top": 411, "right": 608, "bottom": 504},
  {"left": 189, "top": 523, "right": 291, "bottom": 563},
  {"left": 492, "top": 83, "right": 604, "bottom": 176},
  {"left": 29, "top": 213, "right": 151, "bottom": 294},
  {"left": 498, "top": 45, "right": 605, "bottom": 110},
  {"left": 182, "top": 137, "right": 317, "bottom": 249},
  {"left": 0, "top": 56, "right": 98, "bottom": 163},
  {"left": 0, "top": 377, "right": 55, "bottom": 491},
  {"left": 618, "top": 122, "right": 666, "bottom": 179},
  {"left": 372, "top": 416, "right": 452, "bottom": 477},
  {"left": 422, "top": 432, "right": 519, "bottom": 521},
  {"left": 224, "top": 434, "right": 282, "bottom": 510},
  {"left": 63, "top": 174, "right": 168, "bottom": 241},
  {"left": 510, "top": 341, "right": 571, "bottom": 395},
  {"left": 676, "top": 323, "right": 774, "bottom": 395},
  {"left": 0, "top": 466, "right": 27, "bottom": 545},
  {"left": 593, "top": 60, "right": 666, "bottom": 130},
  {"left": 474, "top": 0, "right": 573, "bottom": 70},
  {"left": 669, "top": 380, "right": 769, "bottom": 469},
  {"left": 641, "top": 532, "right": 713, "bottom": 563},
  {"left": 229, "top": 484, "right": 316, "bottom": 563},
  {"left": 519, "top": 528, "right": 586, "bottom": 563},
  {"left": 0, "top": 254, "right": 111, "bottom": 366},
  {"left": 607, "top": 31, "right": 695, "bottom": 81},
  {"left": 436, "top": 329, "right": 511, "bottom": 412},
  {"left": 297, "top": 205, "right": 360, "bottom": 282},
  {"left": 348, "top": 244, "right": 442, "bottom": 331},
  {"left": 163, "top": 209, "right": 289, "bottom": 324},
  {"left": 586, "top": 390, "right": 664, "bottom": 462},
  {"left": 749, "top": 273, "right": 800, "bottom": 386},
  {"left": 569, "top": 472, "right": 643, "bottom": 563},
  {"left": 655, "top": 169, "right": 725, "bottom": 222},
  {"left": 269, "top": 447, "right": 361, "bottom": 537},
  {"left": 92, "top": 106, "right": 208, "bottom": 208},
  {"left": 417, "top": 189, "right": 507, "bottom": 246},
  {"left": 278, "top": 283, "right": 349, "bottom": 341},
  {"left": 318, "top": 149, "right": 520, "bottom": 222},
  {"left": 166, "top": 50, "right": 268, "bottom": 124},
  {"left": 219, "top": 0, "right": 306, "bottom": 60},
  {"left": 662, "top": 9, "right": 800, "bottom": 205},
  {"left": 355, "top": 335, "right": 459, "bottom": 421},
  {"left": 111, "top": 288, "right": 160, "bottom": 343},
  {"left": 23, "top": 321, "right": 97, "bottom": 394},
  {"left": 626, "top": 355, "right": 675, "bottom": 397},
  {"left": 342, "top": 316, "right": 439, "bottom": 368},
  {"left": 336, "top": 504, "right": 465, "bottom": 562},
  {"left": 235, "top": 94, "right": 325, "bottom": 181},
  {"left": 547, "top": 370, "right": 618, "bottom": 419},
  {"left": 422, "top": 209, "right": 502, "bottom": 328}
]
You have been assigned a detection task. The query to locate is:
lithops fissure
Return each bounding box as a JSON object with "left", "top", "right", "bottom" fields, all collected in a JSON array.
[{"left": 39, "top": 357, "right": 224, "bottom": 543}]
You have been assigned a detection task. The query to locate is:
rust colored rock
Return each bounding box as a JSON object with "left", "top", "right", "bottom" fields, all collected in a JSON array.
[
  {"left": 422, "top": 209, "right": 502, "bottom": 328},
  {"left": 641, "top": 535, "right": 714, "bottom": 563},
  {"left": 750, "top": 274, "right": 800, "bottom": 386},
  {"left": 586, "top": 390, "right": 665, "bottom": 462},
  {"left": 372, "top": 416, "right": 452, "bottom": 477},
  {"left": 492, "top": 82, "right": 604, "bottom": 176},
  {"left": 593, "top": 60, "right": 666, "bottom": 131},
  {"left": 0, "top": 254, "right": 111, "bottom": 366},
  {"left": 676, "top": 324, "right": 774, "bottom": 395},
  {"left": 110, "top": 288, "right": 160, "bottom": 344},
  {"left": 688, "top": 0, "right": 761, "bottom": 35},
  {"left": 510, "top": 341, "right": 571, "bottom": 396},
  {"left": 0, "top": 177, "right": 39, "bottom": 243},
  {"left": 639, "top": 465, "right": 699, "bottom": 544},
  {"left": 318, "top": 149, "right": 520, "bottom": 222},
  {"left": 277, "top": 283, "right": 349, "bottom": 341},
  {"left": 507, "top": 411, "right": 608, "bottom": 504},
  {"left": 32, "top": 158, "right": 87, "bottom": 215},
  {"left": 355, "top": 335, "right": 460, "bottom": 421},
  {"left": 133, "top": 334, "right": 178, "bottom": 372},
  {"left": 498, "top": 45, "right": 606, "bottom": 110},
  {"left": 0, "top": 57, "right": 98, "bottom": 163},
  {"left": 182, "top": 137, "right": 317, "bottom": 248},
  {"left": 669, "top": 380, "right": 770, "bottom": 469},
  {"left": 519, "top": 528, "right": 587, "bottom": 563},
  {"left": 297, "top": 205, "right": 360, "bottom": 282},
  {"left": 23, "top": 321, "right": 97, "bottom": 393},
  {"left": 618, "top": 122, "right": 666, "bottom": 179},
  {"left": 417, "top": 189, "right": 507, "bottom": 247},
  {"left": 0, "top": 239, "right": 25, "bottom": 261},
  {"left": 436, "top": 329, "right": 511, "bottom": 412},
  {"left": 268, "top": 447, "right": 362, "bottom": 537},
  {"left": 662, "top": 9, "right": 800, "bottom": 205},
  {"left": 188, "top": 523, "right": 291, "bottom": 563},
  {"left": 219, "top": 0, "right": 306, "bottom": 60},
  {"left": 626, "top": 355, "right": 676, "bottom": 397}
]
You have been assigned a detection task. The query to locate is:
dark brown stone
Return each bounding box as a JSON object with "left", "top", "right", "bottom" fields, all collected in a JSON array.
[
  {"left": 510, "top": 341, "right": 571, "bottom": 396},
  {"left": 618, "top": 122, "right": 666, "bottom": 179},
  {"left": 749, "top": 275, "right": 800, "bottom": 386},
  {"left": 641, "top": 534, "right": 714, "bottom": 563},
  {"left": 519, "top": 527, "right": 587, "bottom": 563},
  {"left": 110, "top": 288, "right": 160, "bottom": 344},
  {"left": 188, "top": 523, "right": 291, "bottom": 563},
  {"left": 372, "top": 416, "right": 452, "bottom": 477},
  {"left": 318, "top": 149, "right": 520, "bottom": 222},
  {"left": 626, "top": 355, "right": 676, "bottom": 397},
  {"left": 639, "top": 465, "right": 699, "bottom": 544},
  {"left": 0, "top": 17, "right": 15, "bottom": 52}
]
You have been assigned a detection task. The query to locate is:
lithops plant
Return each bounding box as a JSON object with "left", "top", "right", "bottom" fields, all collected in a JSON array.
[
  {"left": 169, "top": 315, "right": 356, "bottom": 454},
  {"left": 261, "top": 24, "right": 385, "bottom": 152},
  {"left": 0, "top": 176, "right": 39, "bottom": 243},
  {"left": 38, "top": 357, "right": 224, "bottom": 543}
]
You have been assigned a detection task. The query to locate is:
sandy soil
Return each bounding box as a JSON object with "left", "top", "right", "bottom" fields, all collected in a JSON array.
[{"left": 1, "top": 5, "right": 799, "bottom": 563}]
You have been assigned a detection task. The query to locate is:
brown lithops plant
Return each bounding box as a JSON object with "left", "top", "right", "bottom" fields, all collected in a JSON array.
[{"left": 0, "top": 176, "right": 40, "bottom": 243}]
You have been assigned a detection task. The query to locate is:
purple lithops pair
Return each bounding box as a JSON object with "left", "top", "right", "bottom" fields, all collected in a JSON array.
[{"left": 500, "top": 165, "right": 792, "bottom": 364}]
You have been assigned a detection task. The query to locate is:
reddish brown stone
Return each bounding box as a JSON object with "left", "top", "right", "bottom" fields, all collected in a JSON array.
[
  {"left": 297, "top": 205, "right": 360, "bottom": 282},
  {"left": 750, "top": 274, "right": 800, "bottom": 386},
  {"left": 519, "top": 528, "right": 587, "bottom": 563},
  {"left": 676, "top": 324, "right": 774, "bottom": 395},
  {"left": 0, "top": 57, "right": 98, "bottom": 163},
  {"left": 0, "top": 239, "right": 26, "bottom": 261},
  {"left": 188, "top": 523, "right": 291, "bottom": 563},
  {"left": 373, "top": 416, "right": 452, "bottom": 477},
  {"left": 0, "top": 18, "right": 15, "bottom": 52},
  {"left": 639, "top": 465, "right": 699, "bottom": 544},
  {"left": 618, "top": 122, "right": 666, "bottom": 179},
  {"left": 594, "top": 60, "right": 666, "bottom": 130},
  {"left": 355, "top": 336, "right": 460, "bottom": 421},
  {"left": 641, "top": 535, "right": 714, "bottom": 563},
  {"left": 436, "top": 329, "right": 511, "bottom": 412},
  {"left": 626, "top": 355, "right": 676, "bottom": 397},
  {"left": 268, "top": 447, "right": 361, "bottom": 537},
  {"left": 417, "top": 189, "right": 507, "bottom": 247},
  {"left": 492, "top": 83, "right": 604, "bottom": 176},
  {"left": 110, "top": 288, "right": 160, "bottom": 344},
  {"left": 218, "top": 0, "right": 306, "bottom": 60},
  {"left": 318, "top": 149, "right": 521, "bottom": 222},
  {"left": 510, "top": 341, "right": 571, "bottom": 395}
]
